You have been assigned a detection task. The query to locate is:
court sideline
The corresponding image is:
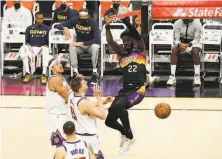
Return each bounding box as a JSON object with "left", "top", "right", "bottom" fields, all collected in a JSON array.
[{"left": 1, "top": 96, "right": 222, "bottom": 159}]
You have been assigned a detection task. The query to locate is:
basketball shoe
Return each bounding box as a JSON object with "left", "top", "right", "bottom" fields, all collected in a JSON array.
[{"left": 119, "top": 138, "right": 135, "bottom": 154}]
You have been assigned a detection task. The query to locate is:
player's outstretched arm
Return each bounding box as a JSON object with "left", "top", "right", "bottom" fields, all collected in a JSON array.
[
  {"left": 48, "top": 77, "right": 69, "bottom": 103},
  {"left": 105, "top": 18, "right": 122, "bottom": 54},
  {"left": 79, "top": 99, "right": 106, "bottom": 120},
  {"left": 121, "top": 18, "right": 145, "bottom": 53}
]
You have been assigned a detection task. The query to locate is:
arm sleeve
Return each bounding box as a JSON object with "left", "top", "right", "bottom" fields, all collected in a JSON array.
[
  {"left": 69, "top": 10, "right": 78, "bottom": 19},
  {"left": 190, "top": 20, "right": 203, "bottom": 46},
  {"left": 55, "top": 18, "right": 77, "bottom": 30},
  {"left": 25, "top": 27, "right": 30, "bottom": 44},
  {"left": 174, "top": 21, "right": 181, "bottom": 46},
  {"left": 83, "top": 21, "right": 101, "bottom": 46}
]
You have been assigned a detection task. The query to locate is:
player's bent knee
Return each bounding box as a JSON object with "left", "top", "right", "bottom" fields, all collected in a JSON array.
[
  {"left": 192, "top": 47, "right": 200, "bottom": 56},
  {"left": 19, "top": 45, "right": 29, "bottom": 59}
]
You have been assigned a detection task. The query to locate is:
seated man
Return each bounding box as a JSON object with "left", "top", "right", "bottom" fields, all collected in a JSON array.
[
  {"left": 51, "top": 0, "right": 78, "bottom": 26},
  {"left": 104, "top": 0, "right": 130, "bottom": 24},
  {"left": 167, "top": 19, "right": 203, "bottom": 87},
  {"left": 56, "top": 9, "right": 101, "bottom": 84},
  {"left": 51, "top": 0, "right": 78, "bottom": 53},
  {"left": 2, "top": 0, "right": 32, "bottom": 29},
  {"left": 19, "top": 12, "right": 50, "bottom": 84}
]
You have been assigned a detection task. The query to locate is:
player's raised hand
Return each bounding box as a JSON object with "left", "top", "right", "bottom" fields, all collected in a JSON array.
[
  {"left": 76, "top": 73, "right": 84, "bottom": 79},
  {"left": 93, "top": 85, "right": 102, "bottom": 98},
  {"left": 103, "top": 96, "right": 114, "bottom": 104}
]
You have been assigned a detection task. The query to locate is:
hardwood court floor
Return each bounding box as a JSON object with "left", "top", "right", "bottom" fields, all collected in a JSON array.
[{"left": 1, "top": 96, "right": 222, "bottom": 159}]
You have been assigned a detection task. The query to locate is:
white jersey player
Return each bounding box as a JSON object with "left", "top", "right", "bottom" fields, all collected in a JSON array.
[
  {"left": 45, "top": 58, "right": 83, "bottom": 146},
  {"left": 55, "top": 121, "right": 96, "bottom": 159},
  {"left": 68, "top": 77, "right": 113, "bottom": 159}
]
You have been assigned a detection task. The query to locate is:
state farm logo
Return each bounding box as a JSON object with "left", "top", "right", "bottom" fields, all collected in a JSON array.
[
  {"left": 172, "top": 8, "right": 187, "bottom": 17},
  {"left": 172, "top": 7, "right": 222, "bottom": 18}
]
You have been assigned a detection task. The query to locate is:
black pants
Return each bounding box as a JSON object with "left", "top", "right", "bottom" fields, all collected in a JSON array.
[
  {"left": 109, "top": 85, "right": 146, "bottom": 113},
  {"left": 105, "top": 85, "right": 146, "bottom": 138}
]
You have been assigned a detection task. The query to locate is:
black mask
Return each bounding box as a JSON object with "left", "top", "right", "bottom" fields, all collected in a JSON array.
[
  {"left": 182, "top": 19, "right": 194, "bottom": 24},
  {"left": 60, "top": 4, "right": 67, "bottom": 11},
  {"left": 79, "top": 18, "right": 88, "bottom": 25},
  {"left": 14, "top": 3, "right": 21, "bottom": 10},
  {"left": 113, "top": 3, "right": 120, "bottom": 9}
]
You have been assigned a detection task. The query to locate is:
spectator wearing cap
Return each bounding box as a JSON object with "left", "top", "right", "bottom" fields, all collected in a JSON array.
[{"left": 56, "top": 9, "right": 101, "bottom": 84}]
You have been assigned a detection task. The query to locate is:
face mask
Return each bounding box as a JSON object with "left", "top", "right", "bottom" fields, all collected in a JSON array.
[
  {"left": 14, "top": 3, "right": 21, "bottom": 10},
  {"left": 79, "top": 18, "right": 88, "bottom": 25},
  {"left": 113, "top": 3, "right": 120, "bottom": 9},
  {"left": 60, "top": 4, "right": 67, "bottom": 11},
  {"left": 182, "top": 19, "right": 194, "bottom": 24}
]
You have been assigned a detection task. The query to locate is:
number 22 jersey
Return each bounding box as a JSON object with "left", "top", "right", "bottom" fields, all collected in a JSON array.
[{"left": 119, "top": 49, "right": 147, "bottom": 88}]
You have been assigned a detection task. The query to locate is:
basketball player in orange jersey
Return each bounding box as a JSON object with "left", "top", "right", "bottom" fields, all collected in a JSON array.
[
  {"left": 105, "top": 17, "right": 154, "bottom": 154},
  {"left": 46, "top": 58, "right": 84, "bottom": 147},
  {"left": 55, "top": 121, "right": 96, "bottom": 159}
]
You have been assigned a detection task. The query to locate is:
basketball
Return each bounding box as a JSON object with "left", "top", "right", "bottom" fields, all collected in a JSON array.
[{"left": 154, "top": 103, "right": 171, "bottom": 119}]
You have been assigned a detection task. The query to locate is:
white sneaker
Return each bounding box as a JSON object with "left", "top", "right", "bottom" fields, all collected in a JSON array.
[
  {"left": 193, "top": 74, "right": 201, "bottom": 87},
  {"left": 145, "top": 74, "right": 159, "bottom": 86},
  {"left": 120, "top": 135, "right": 126, "bottom": 147},
  {"left": 119, "top": 138, "right": 135, "bottom": 154},
  {"left": 167, "top": 75, "right": 176, "bottom": 86}
]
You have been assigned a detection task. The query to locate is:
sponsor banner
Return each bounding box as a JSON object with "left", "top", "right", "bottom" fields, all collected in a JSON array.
[
  {"left": 152, "top": 7, "right": 222, "bottom": 19},
  {"left": 152, "top": 0, "right": 222, "bottom": 7}
]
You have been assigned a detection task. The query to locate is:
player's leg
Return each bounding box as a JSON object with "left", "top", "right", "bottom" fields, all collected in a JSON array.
[
  {"left": 119, "top": 86, "right": 147, "bottom": 153},
  {"left": 46, "top": 114, "right": 65, "bottom": 146},
  {"left": 86, "top": 44, "right": 100, "bottom": 84},
  {"left": 19, "top": 45, "right": 32, "bottom": 83},
  {"left": 69, "top": 46, "right": 85, "bottom": 76},
  {"left": 105, "top": 96, "right": 127, "bottom": 147},
  {"left": 89, "top": 135, "right": 104, "bottom": 159},
  {"left": 167, "top": 45, "right": 181, "bottom": 86},
  {"left": 191, "top": 47, "right": 201, "bottom": 86},
  {"left": 40, "top": 46, "right": 50, "bottom": 84}
]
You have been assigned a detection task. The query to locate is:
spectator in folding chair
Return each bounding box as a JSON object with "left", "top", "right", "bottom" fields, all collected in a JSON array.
[
  {"left": 51, "top": 0, "right": 78, "bottom": 53},
  {"left": 167, "top": 19, "right": 203, "bottom": 87},
  {"left": 19, "top": 12, "right": 51, "bottom": 84},
  {"left": 104, "top": 0, "right": 130, "bottom": 24},
  {"left": 51, "top": 0, "right": 78, "bottom": 26},
  {"left": 56, "top": 9, "right": 101, "bottom": 84},
  {"left": 2, "top": 0, "right": 33, "bottom": 29}
]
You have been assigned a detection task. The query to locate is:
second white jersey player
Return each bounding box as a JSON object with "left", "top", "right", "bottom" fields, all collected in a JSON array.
[{"left": 68, "top": 77, "right": 113, "bottom": 159}]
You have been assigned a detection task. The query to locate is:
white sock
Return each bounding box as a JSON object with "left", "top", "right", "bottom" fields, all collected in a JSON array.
[
  {"left": 73, "top": 68, "right": 78, "bottom": 73},
  {"left": 171, "top": 65, "right": 176, "bottom": 76},
  {"left": 42, "top": 67, "right": 47, "bottom": 75},
  {"left": 93, "top": 68, "right": 97, "bottom": 73},
  {"left": 194, "top": 65, "right": 200, "bottom": 75}
]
